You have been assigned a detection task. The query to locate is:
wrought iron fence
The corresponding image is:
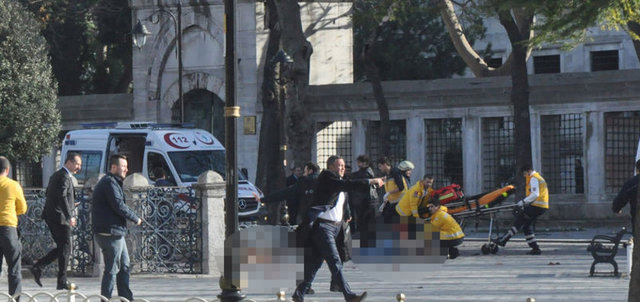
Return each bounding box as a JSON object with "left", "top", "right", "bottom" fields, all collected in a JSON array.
[
  {"left": 365, "top": 120, "right": 406, "bottom": 167},
  {"left": 20, "top": 186, "right": 203, "bottom": 276}
]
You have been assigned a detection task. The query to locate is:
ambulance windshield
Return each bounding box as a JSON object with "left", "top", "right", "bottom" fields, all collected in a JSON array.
[{"left": 168, "top": 150, "right": 248, "bottom": 183}]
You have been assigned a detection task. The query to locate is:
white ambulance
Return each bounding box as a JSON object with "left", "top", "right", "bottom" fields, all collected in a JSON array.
[{"left": 60, "top": 122, "right": 264, "bottom": 218}]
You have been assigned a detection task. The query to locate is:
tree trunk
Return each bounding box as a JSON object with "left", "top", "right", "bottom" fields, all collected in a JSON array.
[
  {"left": 277, "top": 0, "right": 314, "bottom": 169},
  {"left": 361, "top": 7, "right": 395, "bottom": 159},
  {"left": 256, "top": 0, "right": 286, "bottom": 199},
  {"left": 499, "top": 10, "right": 533, "bottom": 199}
]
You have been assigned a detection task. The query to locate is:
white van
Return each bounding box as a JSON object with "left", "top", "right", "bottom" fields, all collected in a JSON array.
[{"left": 60, "top": 122, "right": 264, "bottom": 218}]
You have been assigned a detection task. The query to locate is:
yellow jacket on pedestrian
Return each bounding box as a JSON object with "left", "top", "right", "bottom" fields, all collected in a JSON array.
[
  {"left": 396, "top": 182, "right": 433, "bottom": 217},
  {"left": 526, "top": 172, "right": 549, "bottom": 209},
  {"left": 0, "top": 176, "right": 27, "bottom": 227},
  {"left": 429, "top": 206, "right": 464, "bottom": 240}
]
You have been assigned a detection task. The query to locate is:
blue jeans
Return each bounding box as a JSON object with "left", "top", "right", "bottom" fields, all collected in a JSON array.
[
  {"left": 293, "top": 221, "right": 357, "bottom": 301},
  {"left": 0, "top": 227, "right": 21, "bottom": 300},
  {"left": 95, "top": 234, "right": 133, "bottom": 300}
]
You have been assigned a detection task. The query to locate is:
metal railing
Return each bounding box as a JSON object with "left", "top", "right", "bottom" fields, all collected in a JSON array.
[{"left": 20, "top": 186, "right": 203, "bottom": 276}]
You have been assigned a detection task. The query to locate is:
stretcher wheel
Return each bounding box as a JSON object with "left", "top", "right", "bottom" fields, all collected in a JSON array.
[
  {"left": 481, "top": 244, "right": 491, "bottom": 255},
  {"left": 490, "top": 244, "right": 499, "bottom": 254}
]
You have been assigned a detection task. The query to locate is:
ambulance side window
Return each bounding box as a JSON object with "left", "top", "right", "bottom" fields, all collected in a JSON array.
[
  {"left": 68, "top": 151, "right": 101, "bottom": 185},
  {"left": 147, "top": 152, "right": 175, "bottom": 186}
]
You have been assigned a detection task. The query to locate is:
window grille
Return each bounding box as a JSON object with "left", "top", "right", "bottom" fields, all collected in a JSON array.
[
  {"left": 541, "top": 114, "right": 584, "bottom": 194},
  {"left": 591, "top": 50, "right": 619, "bottom": 72},
  {"left": 365, "top": 120, "right": 406, "bottom": 168},
  {"left": 316, "top": 121, "right": 353, "bottom": 170},
  {"left": 482, "top": 117, "right": 515, "bottom": 191},
  {"left": 14, "top": 160, "right": 42, "bottom": 188},
  {"left": 533, "top": 55, "right": 561, "bottom": 74},
  {"left": 424, "top": 119, "right": 463, "bottom": 188},
  {"left": 605, "top": 111, "right": 640, "bottom": 193}
]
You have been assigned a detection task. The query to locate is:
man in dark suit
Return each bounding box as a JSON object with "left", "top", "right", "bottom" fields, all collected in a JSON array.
[
  {"left": 292, "top": 155, "right": 383, "bottom": 302},
  {"left": 31, "top": 152, "right": 82, "bottom": 290}
]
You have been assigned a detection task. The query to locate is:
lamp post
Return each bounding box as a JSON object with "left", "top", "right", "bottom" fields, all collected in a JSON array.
[
  {"left": 132, "top": 0, "right": 184, "bottom": 124},
  {"left": 270, "top": 49, "right": 293, "bottom": 226}
]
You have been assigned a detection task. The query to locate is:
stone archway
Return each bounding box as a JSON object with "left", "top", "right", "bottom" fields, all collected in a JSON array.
[{"left": 172, "top": 89, "right": 225, "bottom": 145}]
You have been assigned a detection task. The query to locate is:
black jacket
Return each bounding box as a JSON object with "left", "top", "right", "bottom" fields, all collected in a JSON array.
[
  {"left": 307, "top": 169, "right": 369, "bottom": 223},
  {"left": 262, "top": 172, "right": 319, "bottom": 224},
  {"left": 349, "top": 166, "right": 378, "bottom": 206},
  {"left": 92, "top": 173, "right": 140, "bottom": 236},
  {"left": 612, "top": 174, "right": 639, "bottom": 231},
  {"left": 43, "top": 168, "right": 75, "bottom": 225}
]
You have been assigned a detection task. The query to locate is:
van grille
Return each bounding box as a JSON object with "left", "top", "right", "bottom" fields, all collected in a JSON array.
[{"left": 238, "top": 198, "right": 259, "bottom": 213}]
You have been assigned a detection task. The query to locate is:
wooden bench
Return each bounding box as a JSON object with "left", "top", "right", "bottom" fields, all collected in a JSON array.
[{"left": 588, "top": 227, "right": 628, "bottom": 277}]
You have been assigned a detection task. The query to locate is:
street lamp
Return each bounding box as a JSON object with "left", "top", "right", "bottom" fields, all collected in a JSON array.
[
  {"left": 270, "top": 49, "right": 293, "bottom": 226},
  {"left": 132, "top": 0, "right": 184, "bottom": 124}
]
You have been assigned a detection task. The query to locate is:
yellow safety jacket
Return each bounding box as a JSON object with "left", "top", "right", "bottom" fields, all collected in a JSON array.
[
  {"left": 395, "top": 182, "right": 433, "bottom": 217},
  {"left": 429, "top": 206, "right": 464, "bottom": 240},
  {"left": 384, "top": 175, "right": 408, "bottom": 204},
  {"left": 526, "top": 172, "right": 549, "bottom": 209}
]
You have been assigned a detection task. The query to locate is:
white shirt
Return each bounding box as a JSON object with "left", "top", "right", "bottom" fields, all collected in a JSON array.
[{"left": 317, "top": 192, "right": 345, "bottom": 222}]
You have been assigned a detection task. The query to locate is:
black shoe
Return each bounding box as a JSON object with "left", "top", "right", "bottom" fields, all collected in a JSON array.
[
  {"left": 30, "top": 266, "right": 42, "bottom": 287},
  {"left": 329, "top": 283, "right": 341, "bottom": 292},
  {"left": 57, "top": 281, "right": 78, "bottom": 290},
  {"left": 292, "top": 295, "right": 303, "bottom": 302},
  {"left": 347, "top": 291, "right": 367, "bottom": 302},
  {"left": 527, "top": 248, "right": 542, "bottom": 255},
  {"left": 491, "top": 237, "right": 506, "bottom": 247},
  {"left": 449, "top": 247, "right": 460, "bottom": 259},
  {"left": 305, "top": 288, "right": 315, "bottom": 295}
]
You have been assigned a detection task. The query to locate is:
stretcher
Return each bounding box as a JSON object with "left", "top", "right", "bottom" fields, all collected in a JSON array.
[{"left": 445, "top": 185, "right": 518, "bottom": 255}]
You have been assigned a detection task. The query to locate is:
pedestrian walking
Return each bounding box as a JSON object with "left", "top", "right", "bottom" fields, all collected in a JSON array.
[
  {"left": 31, "top": 152, "right": 82, "bottom": 290},
  {"left": 92, "top": 154, "right": 142, "bottom": 300},
  {"left": 0, "top": 156, "right": 27, "bottom": 300},
  {"left": 292, "top": 155, "right": 384, "bottom": 302}
]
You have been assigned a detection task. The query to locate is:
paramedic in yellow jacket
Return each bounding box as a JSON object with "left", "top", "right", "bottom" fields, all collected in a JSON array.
[
  {"left": 395, "top": 175, "right": 434, "bottom": 217},
  {"left": 493, "top": 164, "right": 548, "bottom": 255},
  {"left": 427, "top": 199, "right": 464, "bottom": 259},
  {"left": 376, "top": 158, "right": 413, "bottom": 222}
]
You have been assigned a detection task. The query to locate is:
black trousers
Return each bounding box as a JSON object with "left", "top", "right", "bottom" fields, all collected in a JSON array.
[
  {"left": 0, "top": 226, "right": 22, "bottom": 298},
  {"left": 293, "top": 221, "right": 358, "bottom": 301},
  {"left": 357, "top": 201, "right": 377, "bottom": 248},
  {"left": 36, "top": 219, "right": 72, "bottom": 285}
]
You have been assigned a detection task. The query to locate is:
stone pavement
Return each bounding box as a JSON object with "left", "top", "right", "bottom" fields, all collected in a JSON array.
[{"left": 0, "top": 226, "right": 632, "bottom": 301}]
